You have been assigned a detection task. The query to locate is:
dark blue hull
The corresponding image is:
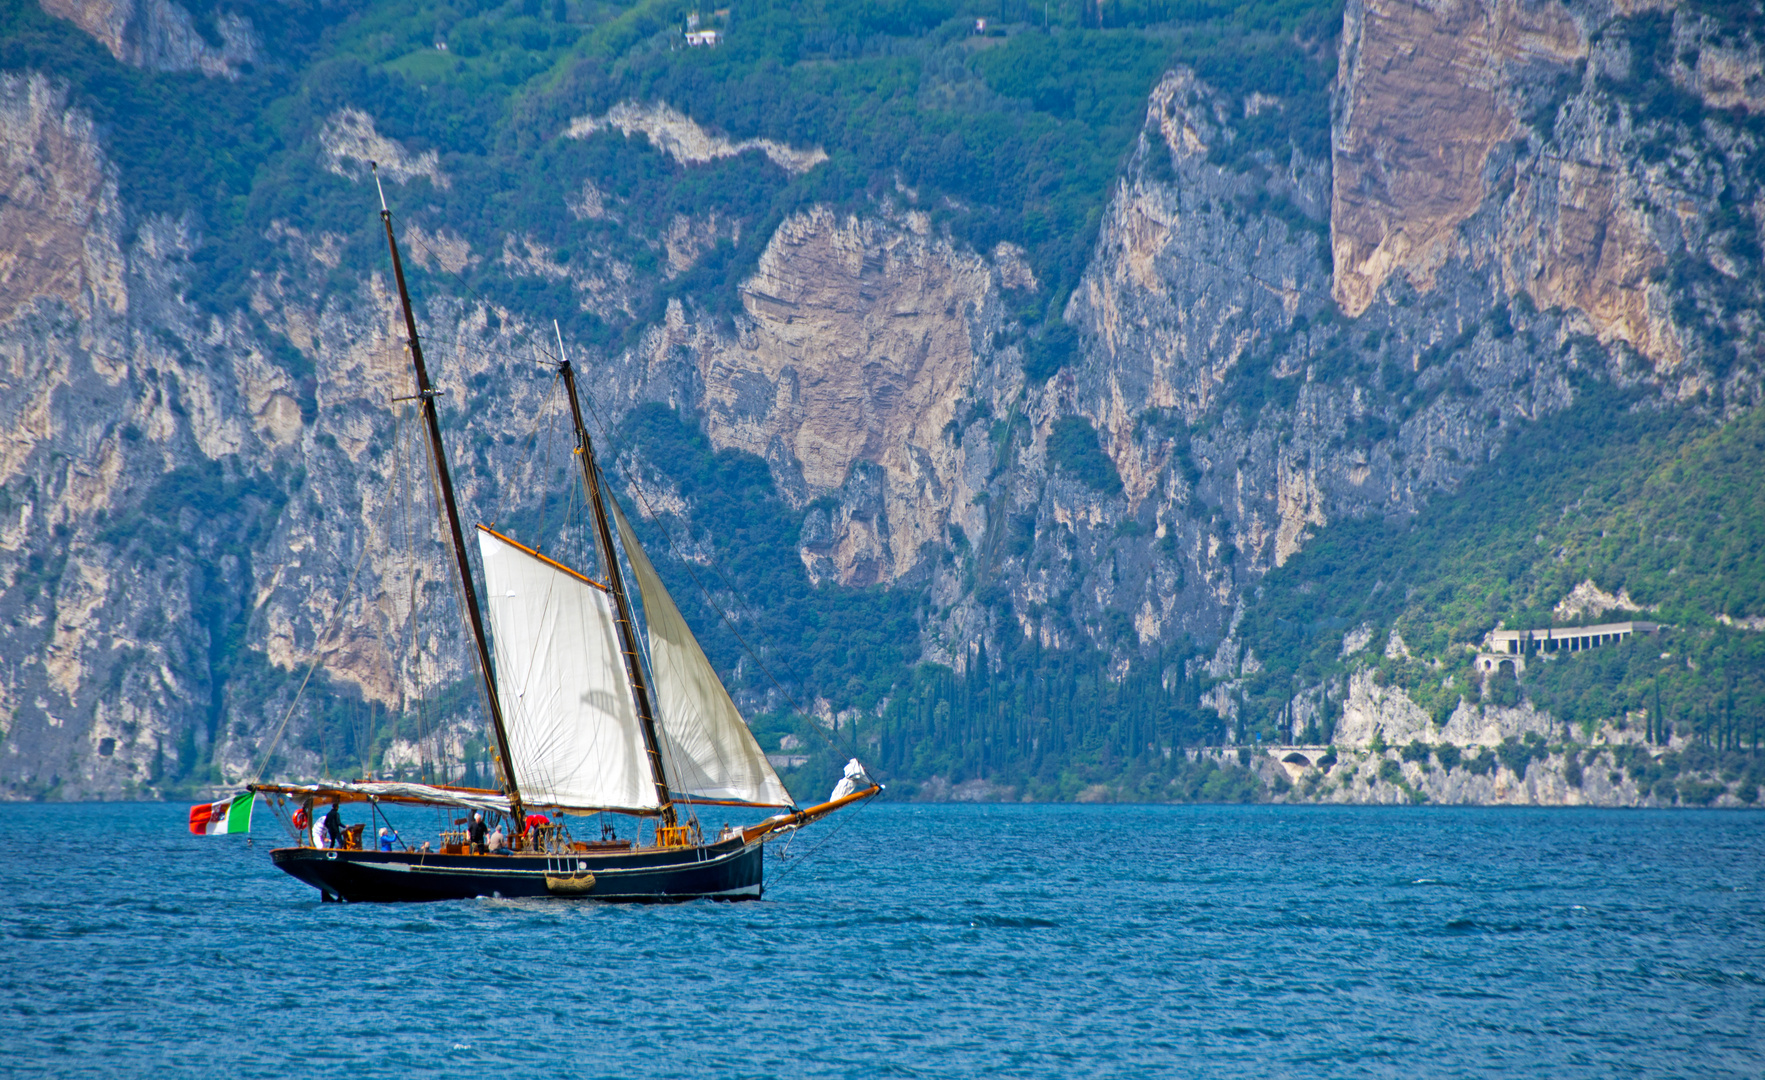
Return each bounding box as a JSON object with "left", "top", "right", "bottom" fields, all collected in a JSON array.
[{"left": 269, "top": 837, "right": 764, "bottom": 903}]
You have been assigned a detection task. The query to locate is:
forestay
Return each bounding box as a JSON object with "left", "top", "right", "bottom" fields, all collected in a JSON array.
[
  {"left": 476, "top": 527, "right": 662, "bottom": 812},
  {"left": 611, "top": 500, "right": 795, "bottom": 809}
]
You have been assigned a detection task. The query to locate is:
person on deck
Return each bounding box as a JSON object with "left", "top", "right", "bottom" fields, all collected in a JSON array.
[
  {"left": 468, "top": 811, "right": 488, "bottom": 854},
  {"left": 321, "top": 802, "right": 344, "bottom": 850},
  {"left": 487, "top": 823, "right": 510, "bottom": 854},
  {"left": 378, "top": 827, "right": 396, "bottom": 852}
]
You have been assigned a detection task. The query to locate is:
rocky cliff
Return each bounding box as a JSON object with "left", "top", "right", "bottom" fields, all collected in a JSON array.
[
  {"left": 699, "top": 206, "right": 1010, "bottom": 588},
  {"left": 38, "top": 0, "right": 257, "bottom": 77},
  {"left": 0, "top": 71, "right": 558, "bottom": 796},
  {"left": 1049, "top": 0, "right": 1762, "bottom": 670},
  {"left": 1254, "top": 737, "right": 1760, "bottom": 807},
  {"left": 3, "top": 0, "right": 1761, "bottom": 800}
]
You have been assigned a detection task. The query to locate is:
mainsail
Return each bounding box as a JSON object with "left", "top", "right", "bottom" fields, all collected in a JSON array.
[
  {"left": 610, "top": 500, "right": 795, "bottom": 809},
  {"left": 476, "top": 526, "right": 661, "bottom": 812}
]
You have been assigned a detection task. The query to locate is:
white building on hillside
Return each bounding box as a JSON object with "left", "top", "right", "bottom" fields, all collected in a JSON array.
[{"left": 1477, "top": 620, "right": 1659, "bottom": 674}]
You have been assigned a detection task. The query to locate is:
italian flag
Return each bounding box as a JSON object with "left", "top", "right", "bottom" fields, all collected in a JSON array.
[{"left": 189, "top": 792, "right": 255, "bottom": 836}]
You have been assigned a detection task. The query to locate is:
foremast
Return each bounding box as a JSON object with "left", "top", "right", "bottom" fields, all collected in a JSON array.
[
  {"left": 554, "top": 329, "right": 677, "bottom": 827},
  {"left": 375, "top": 167, "right": 524, "bottom": 824}
]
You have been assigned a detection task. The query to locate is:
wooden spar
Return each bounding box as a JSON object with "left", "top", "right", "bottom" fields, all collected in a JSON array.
[
  {"left": 250, "top": 781, "right": 507, "bottom": 808},
  {"left": 475, "top": 524, "right": 609, "bottom": 591},
  {"left": 247, "top": 781, "right": 669, "bottom": 815},
  {"left": 553, "top": 330, "right": 676, "bottom": 826},
  {"left": 738, "top": 782, "right": 882, "bottom": 844},
  {"left": 373, "top": 166, "right": 524, "bottom": 825}
]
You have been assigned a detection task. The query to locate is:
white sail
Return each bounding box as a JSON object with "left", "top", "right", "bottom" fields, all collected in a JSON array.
[
  {"left": 475, "top": 527, "right": 661, "bottom": 812},
  {"left": 611, "top": 500, "right": 795, "bottom": 808}
]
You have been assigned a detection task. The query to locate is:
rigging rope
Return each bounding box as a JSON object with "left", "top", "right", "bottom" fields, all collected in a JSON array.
[
  {"left": 763, "top": 784, "right": 880, "bottom": 891},
  {"left": 391, "top": 234, "right": 812, "bottom": 707},
  {"left": 247, "top": 519, "right": 374, "bottom": 787},
  {"left": 392, "top": 405, "right": 450, "bottom": 788},
  {"left": 569, "top": 382, "right": 852, "bottom": 761},
  {"left": 383, "top": 228, "right": 863, "bottom": 773},
  {"left": 393, "top": 405, "right": 439, "bottom": 786}
]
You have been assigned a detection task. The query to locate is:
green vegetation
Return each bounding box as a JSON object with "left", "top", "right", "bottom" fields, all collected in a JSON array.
[
  {"left": 9, "top": 0, "right": 1342, "bottom": 354},
  {"left": 616, "top": 404, "right": 923, "bottom": 704},
  {"left": 845, "top": 639, "right": 1235, "bottom": 802},
  {"left": 604, "top": 404, "right": 1259, "bottom": 801},
  {"left": 1047, "top": 416, "right": 1123, "bottom": 494},
  {"left": 1605, "top": 742, "right": 1765, "bottom": 804},
  {"left": 1237, "top": 386, "right": 1765, "bottom": 751},
  {"left": 1495, "top": 733, "right": 1548, "bottom": 778}
]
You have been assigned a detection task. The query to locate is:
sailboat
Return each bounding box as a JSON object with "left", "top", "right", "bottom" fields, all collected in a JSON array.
[{"left": 246, "top": 172, "right": 880, "bottom": 902}]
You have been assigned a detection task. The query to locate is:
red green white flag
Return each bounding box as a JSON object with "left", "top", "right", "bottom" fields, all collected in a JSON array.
[{"left": 189, "top": 793, "right": 255, "bottom": 836}]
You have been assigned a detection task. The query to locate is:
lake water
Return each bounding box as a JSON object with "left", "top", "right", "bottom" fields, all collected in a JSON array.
[{"left": 2, "top": 802, "right": 1762, "bottom": 1077}]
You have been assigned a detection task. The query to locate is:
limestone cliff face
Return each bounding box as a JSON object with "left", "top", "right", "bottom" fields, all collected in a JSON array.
[
  {"left": 1064, "top": 69, "right": 1338, "bottom": 596},
  {"left": 698, "top": 206, "right": 1017, "bottom": 587},
  {"left": 38, "top": 0, "right": 259, "bottom": 78},
  {"left": 0, "top": 79, "right": 580, "bottom": 797},
  {"left": 1332, "top": 0, "right": 1586, "bottom": 317},
  {"left": 1331, "top": 668, "right": 1559, "bottom": 747},
  {"left": 0, "top": 73, "right": 120, "bottom": 332},
  {"left": 1255, "top": 742, "right": 1756, "bottom": 806},
  {"left": 991, "top": 61, "right": 1579, "bottom": 671},
  {"left": 0, "top": 73, "right": 149, "bottom": 795},
  {"left": 1334, "top": 0, "right": 1765, "bottom": 380},
  {"left": 989, "top": 0, "right": 1763, "bottom": 699}
]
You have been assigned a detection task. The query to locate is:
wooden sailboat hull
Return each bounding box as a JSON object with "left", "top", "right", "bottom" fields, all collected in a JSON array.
[{"left": 269, "top": 836, "right": 764, "bottom": 903}]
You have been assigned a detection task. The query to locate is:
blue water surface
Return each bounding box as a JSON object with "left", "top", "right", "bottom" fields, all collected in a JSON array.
[{"left": 1, "top": 801, "right": 1761, "bottom": 1078}]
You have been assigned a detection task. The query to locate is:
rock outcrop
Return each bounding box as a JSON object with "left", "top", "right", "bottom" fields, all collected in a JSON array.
[
  {"left": 0, "top": 72, "right": 228, "bottom": 796},
  {"left": 1257, "top": 740, "right": 1756, "bottom": 807},
  {"left": 39, "top": 0, "right": 258, "bottom": 78},
  {"left": 1329, "top": 668, "right": 1560, "bottom": 747},
  {"left": 566, "top": 101, "right": 829, "bottom": 176},
  {"left": 700, "top": 207, "right": 1018, "bottom": 586},
  {"left": 1332, "top": 0, "right": 1585, "bottom": 317},
  {"left": 0, "top": 81, "right": 552, "bottom": 797},
  {"left": 0, "top": 73, "right": 119, "bottom": 330},
  {"left": 1333, "top": 0, "right": 1765, "bottom": 377}
]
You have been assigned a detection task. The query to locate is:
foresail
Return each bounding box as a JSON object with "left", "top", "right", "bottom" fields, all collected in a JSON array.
[
  {"left": 476, "top": 527, "right": 662, "bottom": 812},
  {"left": 610, "top": 500, "right": 795, "bottom": 809}
]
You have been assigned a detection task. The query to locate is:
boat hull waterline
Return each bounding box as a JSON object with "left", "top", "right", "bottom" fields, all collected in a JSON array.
[{"left": 271, "top": 836, "right": 764, "bottom": 903}]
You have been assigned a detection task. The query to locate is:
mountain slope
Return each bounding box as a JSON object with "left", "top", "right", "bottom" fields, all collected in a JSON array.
[{"left": 0, "top": 0, "right": 1761, "bottom": 802}]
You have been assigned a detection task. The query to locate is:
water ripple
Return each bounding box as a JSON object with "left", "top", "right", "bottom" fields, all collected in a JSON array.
[{"left": 0, "top": 803, "right": 1760, "bottom": 1078}]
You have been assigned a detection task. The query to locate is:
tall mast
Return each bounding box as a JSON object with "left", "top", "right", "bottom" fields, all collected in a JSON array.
[
  {"left": 553, "top": 325, "right": 676, "bottom": 824},
  {"left": 374, "top": 166, "right": 523, "bottom": 821}
]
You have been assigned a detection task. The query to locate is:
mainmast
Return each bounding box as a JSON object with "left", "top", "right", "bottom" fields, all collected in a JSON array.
[
  {"left": 374, "top": 166, "right": 523, "bottom": 822},
  {"left": 553, "top": 326, "right": 676, "bottom": 825}
]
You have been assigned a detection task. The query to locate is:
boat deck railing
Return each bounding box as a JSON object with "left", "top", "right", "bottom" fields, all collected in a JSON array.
[{"left": 293, "top": 824, "right": 639, "bottom": 856}]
